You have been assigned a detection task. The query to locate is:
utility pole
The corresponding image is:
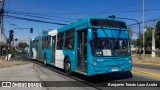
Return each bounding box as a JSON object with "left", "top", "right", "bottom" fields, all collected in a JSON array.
[
  {"left": 142, "top": 0, "right": 145, "bottom": 60},
  {"left": 0, "top": 0, "right": 5, "bottom": 55},
  {"left": 151, "top": 21, "right": 156, "bottom": 58}
]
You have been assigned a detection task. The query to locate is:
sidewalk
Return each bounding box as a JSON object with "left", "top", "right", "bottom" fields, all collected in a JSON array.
[
  {"left": 0, "top": 58, "right": 94, "bottom": 90},
  {"left": 0, "top": 63, "right": 45, "bottom": 90},
  {"left": 132, "top": 56, "right": 160, "bottom": 80}
]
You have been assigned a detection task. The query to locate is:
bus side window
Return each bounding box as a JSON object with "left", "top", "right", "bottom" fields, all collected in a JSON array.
[
  {"left": 57, "top": 32, "right": 64, "bottom": 50},
  {"left": 64, "top": 29, "right": 74, "bottom": 50}
]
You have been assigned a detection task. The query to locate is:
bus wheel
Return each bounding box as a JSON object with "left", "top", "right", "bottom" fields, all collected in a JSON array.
[
  {"left": 44, "top": 54, "right": 47, "bottom": 65},
  {"left": 65, "top": 58, "right": 72, "bottom": 75}
]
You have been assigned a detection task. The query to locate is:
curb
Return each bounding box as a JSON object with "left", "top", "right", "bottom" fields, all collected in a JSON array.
[{"left": 132, "top": 70, "right": 160, "bottom": 78}]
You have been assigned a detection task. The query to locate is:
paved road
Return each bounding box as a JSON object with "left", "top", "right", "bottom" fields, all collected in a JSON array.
[
  {"left": 7, "top": 54, "right": 158, "bottom": 90},
  {"left": 133, "top": 64, "right": 160, "bottom": 70},
  {"left": 31, "top": 60, "right": 159, "bottom": 90}
]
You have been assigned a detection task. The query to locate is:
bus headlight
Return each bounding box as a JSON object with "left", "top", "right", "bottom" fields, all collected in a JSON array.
[
  {"left": 129, "top": 60, "right": 131, "bottom": 63},
  {"left": 93, "top": 61, "right": 96, "bottom": 65}
]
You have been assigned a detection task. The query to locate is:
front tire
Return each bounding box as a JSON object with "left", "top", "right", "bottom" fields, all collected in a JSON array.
[
  {"left": 44, "top": 54, "right": 47, "bottom": 65},
  {"left": 64, "top": 58, "right": 72, "bottom": 75},
  {"left": 44, "top": 59, "right": 47, "bottom": 65}
]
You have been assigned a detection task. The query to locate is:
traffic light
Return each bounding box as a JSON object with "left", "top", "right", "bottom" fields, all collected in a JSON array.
[
  {"left": 30, "top": 28, "right": 33, "bottom": 33},
  {"left": 9, "top": 30, "right": 14, "bottom": 41},
  {"left": 7, "top": 39, "right": 11, "bottom": 45},
  {"left": 15, "top": 38, "right": 18, "bottom": 41}
]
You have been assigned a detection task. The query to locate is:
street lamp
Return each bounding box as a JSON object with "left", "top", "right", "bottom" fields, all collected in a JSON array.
[
  {"left": 108, "top": 15, "right": 141, "bottom": 36},
  {"left": 116, "top": 17, "right": 141, "bottom": 36}
]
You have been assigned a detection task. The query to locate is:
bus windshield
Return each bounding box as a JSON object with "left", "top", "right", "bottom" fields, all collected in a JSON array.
[
  {"left": 91, "top": 29, "right": 131, "bottom": 57},
  {"left": 91, "top": 38, "right": 130, "bottom": 56}
]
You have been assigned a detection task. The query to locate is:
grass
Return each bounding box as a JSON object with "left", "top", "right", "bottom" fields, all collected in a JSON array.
[
  {"left": 132, "top": 54, "right": 160, "bottom": 65},
  {"left": 132, "top": 54, "right": 160, "bottom": 57},
  {"left": 0, "top": 58, "right": 30, "bottom": 68},
  {"left": 133, "top": 60, "right": 160, "bottom": 64}
]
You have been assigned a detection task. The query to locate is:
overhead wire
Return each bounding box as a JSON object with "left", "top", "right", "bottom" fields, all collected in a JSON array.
[
  {"left": 6, "top": 10, "right": 79, "bottom": 21},
  {"left": 4, "top": 15, "right": 68, "bottom": 25},
  {"left": 5, "top": 11, "right": 74, "bottom": 23}
]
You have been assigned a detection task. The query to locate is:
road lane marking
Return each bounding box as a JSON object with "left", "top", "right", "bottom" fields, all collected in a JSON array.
[{"left": 132, "top": 70, "right": 160, "bottom": 78}]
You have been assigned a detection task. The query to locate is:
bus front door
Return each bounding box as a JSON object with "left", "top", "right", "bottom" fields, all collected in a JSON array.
[
  {"left": 77, "top": 30, "right": 87, "bottom": 73},
  {"left": 51, "top": 36, "right": 56, "bottom": 64}
]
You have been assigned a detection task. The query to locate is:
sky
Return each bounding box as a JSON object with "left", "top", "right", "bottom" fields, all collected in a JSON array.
[{"left": 3, "top": 0, "right": 160, "bottom": 43}]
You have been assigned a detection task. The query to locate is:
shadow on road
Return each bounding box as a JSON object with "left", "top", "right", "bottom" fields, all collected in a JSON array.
[
  {"left": 28, "top": 58, "right": 132, "bottom": 83},
  {"left": 15, "top": 52, "right": 133, "bottom": 84},
  {"left": 73, "top": 71, "right": 132, "bottom": 83}
]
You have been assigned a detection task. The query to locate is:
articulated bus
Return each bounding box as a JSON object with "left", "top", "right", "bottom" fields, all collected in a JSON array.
[{"left": 29, "top": 17, "right": 132, "bottom": 76}]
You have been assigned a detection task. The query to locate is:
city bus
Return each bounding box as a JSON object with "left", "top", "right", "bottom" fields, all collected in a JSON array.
[{"left": 29, "top": 17, "right": 132, "bottom": 76}]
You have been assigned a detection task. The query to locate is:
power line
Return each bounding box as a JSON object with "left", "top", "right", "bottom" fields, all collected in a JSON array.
[
  {"left": 5, "top": 11, "right": 74, "bottom": 23},
  {"left": 4, "top": 15, "right": 68, "bottom": 25},
  {"left": 128, "top": 18, "right": 160, "bottom": 26},
  {"left": 10, "top": 8, "right": 160, "bottom": 15},
  {"left": 103, "top": 0, "right": 133, "bottom": 13},
  {"left": 6, "top": 10, "right": 79, "bottom": 20},
  {"left": 6, "top": 7, "right": 160, "bottom": 18}
]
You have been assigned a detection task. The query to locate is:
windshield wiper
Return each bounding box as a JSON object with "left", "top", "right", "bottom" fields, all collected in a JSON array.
[{"left": 101, "top": 27, "right": 110, "bottom": 41}]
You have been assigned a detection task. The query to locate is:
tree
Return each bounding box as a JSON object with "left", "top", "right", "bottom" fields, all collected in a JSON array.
[
  {"left": 18, "top": 42, "right": 28, "bottom": 49},
  {"left": 135, "top": 33, "right": 143, "bottom": 47},
  {"left": 145, "top": 26, "right": 152, "bottom": 48},
  {"left": 155, "top": 21, "right": 160, "bottom": 48},
  {"left": 133, "top": 26, "right": 152, "bottom": 48}
]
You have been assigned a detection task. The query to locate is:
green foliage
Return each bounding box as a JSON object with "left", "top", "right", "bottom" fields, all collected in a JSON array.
[
  {"left": 134, "top": 33, "right": 143, "bottom": 47},
  {"left": 145, "top": 27, "right": 152, "bottom": 48},
  {"left": 132, "top": 23, "right": 160, "bottom": 49},
  {"left": 9, "top": 46, "right": 17, "bottom": 54},
  {"left": 18, "top": 42, "right": 28, "bottom": 49}
]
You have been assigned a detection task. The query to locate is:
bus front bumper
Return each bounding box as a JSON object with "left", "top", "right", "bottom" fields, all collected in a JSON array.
[{"left": 88, "top": 62, "right": 132, "bottom": 76}]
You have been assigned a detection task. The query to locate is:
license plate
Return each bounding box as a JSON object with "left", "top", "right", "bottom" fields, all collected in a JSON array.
[
  {"left": 112, "top": 68, "right": 118, "bottom": 72},
  {"left": 103, "top": 49, "right": 112, "bottom": 56}
]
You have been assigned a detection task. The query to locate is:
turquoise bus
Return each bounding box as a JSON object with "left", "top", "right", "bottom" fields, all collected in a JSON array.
[{"left": 29, "top": 17, "right": 132, "bottom": 76}]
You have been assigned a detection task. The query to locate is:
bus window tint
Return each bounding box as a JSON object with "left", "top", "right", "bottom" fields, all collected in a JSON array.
[
  {"left": 118, "top": 40, "right": 130, "bottom": 55},
  {"left": 42, "top": 36, "right": 51, "bottom": 49},
  {"left": 64, "top": 29, "right": 74, "bottom": 50},
  {"left": 92, "top": 38, "right": 130, "bottom": 56},
  {"left": 57, "top": 32, "right": 64, "bottom": 50},
  {"left": 90, "top": 19, "right": 127, "bottom": 29}
]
